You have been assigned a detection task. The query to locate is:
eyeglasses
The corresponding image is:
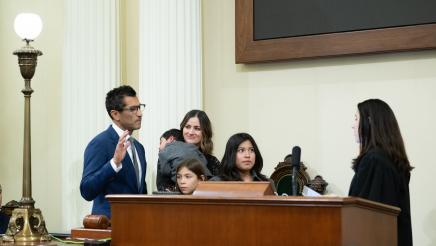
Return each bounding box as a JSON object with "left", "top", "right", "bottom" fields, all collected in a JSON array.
[{"left": 122, "top": 104, "right": 146, "bottom": 113}]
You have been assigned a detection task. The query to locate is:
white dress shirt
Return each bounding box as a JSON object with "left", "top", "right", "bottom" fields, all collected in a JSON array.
[{"left": 110, "top": 124, "right": 142, "bottom": 184}]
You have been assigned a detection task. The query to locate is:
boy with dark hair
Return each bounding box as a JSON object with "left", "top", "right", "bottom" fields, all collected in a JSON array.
[
  {"left": 156, "top": 129, "right": 210, "bottom": 191},
  {"left": 159, "top": 129, "right": 183, "bottom": 150}
]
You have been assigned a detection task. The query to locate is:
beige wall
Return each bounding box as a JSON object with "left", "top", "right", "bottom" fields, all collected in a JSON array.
[
  {"left": 0, "top": 0, "right": 64, "bottom": 231},
  {"left": 202, "top": 0, "right": 436, "bottom": 245},
  {"left": 1, "top": 1, "right": 435, "bottom": 244}
]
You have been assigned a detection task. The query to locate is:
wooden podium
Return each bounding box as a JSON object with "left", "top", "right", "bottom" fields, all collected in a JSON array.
[{"left": 107, "top": 194, "right": 399, "bottom": 246}]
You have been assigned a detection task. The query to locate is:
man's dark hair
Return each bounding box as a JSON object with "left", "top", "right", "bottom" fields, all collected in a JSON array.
[
  {"left": 105, "top": 85, "right": 136, "bottom": 119},
  {"left": 161, "top": 129, "right": 184, "bottom": 142}
]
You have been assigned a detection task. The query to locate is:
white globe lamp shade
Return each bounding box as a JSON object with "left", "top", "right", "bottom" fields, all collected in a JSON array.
[{"left": 14, "top": 13, "right": 43, "bottom": 40}]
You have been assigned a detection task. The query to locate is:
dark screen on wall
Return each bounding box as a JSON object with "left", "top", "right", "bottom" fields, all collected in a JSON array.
[{"left": 254, "top": 0, "right": 436, "bottom": 40}]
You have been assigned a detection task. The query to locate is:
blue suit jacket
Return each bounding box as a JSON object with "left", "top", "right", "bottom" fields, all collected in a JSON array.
[
  {"left": 80, "top": 125, "right": 147, "bottom": 218},
  {"left": 0, "top": 211, "right": 9, "bottom": 234}
]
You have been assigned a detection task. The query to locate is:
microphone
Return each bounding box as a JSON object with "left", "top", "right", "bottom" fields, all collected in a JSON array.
[{"left": 291, "top": 146, "right": 301, "bottom": 196}]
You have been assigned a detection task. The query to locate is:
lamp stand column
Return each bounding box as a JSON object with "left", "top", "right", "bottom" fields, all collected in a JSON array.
[{"left": 1, "top": 43, "right": 51, "bottom": 244}]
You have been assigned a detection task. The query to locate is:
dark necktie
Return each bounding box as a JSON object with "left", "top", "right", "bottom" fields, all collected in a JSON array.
[{"left": 129, "top": 137, "right": 141, "bottom": 192}]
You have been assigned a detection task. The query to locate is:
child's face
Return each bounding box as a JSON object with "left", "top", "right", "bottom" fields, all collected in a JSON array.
[{"left": 177, "top": 167, "right": 201, "bottom": 195}]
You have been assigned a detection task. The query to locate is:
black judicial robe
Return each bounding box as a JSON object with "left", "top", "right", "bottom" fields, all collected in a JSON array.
[{"left": 349, "top": 149, "right": 412, "bottom": 246}]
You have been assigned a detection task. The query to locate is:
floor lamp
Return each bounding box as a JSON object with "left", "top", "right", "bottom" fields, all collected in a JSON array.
[{"left": 1, "top": 13, "right": 52, "bottom": 244}]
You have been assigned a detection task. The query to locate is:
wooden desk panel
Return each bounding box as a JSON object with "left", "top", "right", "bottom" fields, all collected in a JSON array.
[{"left": 107, "top": 196, "right": 399, "bottom": 246}]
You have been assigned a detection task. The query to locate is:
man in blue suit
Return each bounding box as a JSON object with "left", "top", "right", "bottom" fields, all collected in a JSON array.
[{"left": 80, "top": 85, "right": 147, "bottom": 218}]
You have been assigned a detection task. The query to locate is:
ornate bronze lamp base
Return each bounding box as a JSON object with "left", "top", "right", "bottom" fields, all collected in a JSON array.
[
  {"left": 0, "top": 41, "right": 52, "bottom": 245},
  {"left": 2, "top": 207, "right": 50, "bottom": 243}
]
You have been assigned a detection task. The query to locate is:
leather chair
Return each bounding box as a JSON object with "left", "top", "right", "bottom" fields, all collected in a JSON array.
[{"left": 270, "top": 155, "right": 328, "bottom": 195}]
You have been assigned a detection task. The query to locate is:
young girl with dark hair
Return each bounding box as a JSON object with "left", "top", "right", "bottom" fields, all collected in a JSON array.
[
  {"left": 212, "top": 133, "right": 269, "bottom": 182},
  {"left": 176, "top": 159, "right": 207, "bottom": 195}
]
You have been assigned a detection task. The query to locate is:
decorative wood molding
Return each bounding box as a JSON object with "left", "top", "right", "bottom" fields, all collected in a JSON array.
[{"left": 107, "top": 195, "right": 400, "bottom": 215}]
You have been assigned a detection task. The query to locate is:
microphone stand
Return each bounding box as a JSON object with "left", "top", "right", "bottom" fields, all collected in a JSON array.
[
  {"left": 292, "top": 164, "right": 298, "bottom": 196},
  {"left": 290, "top": 146, "right": 301, "bottom": 196}
]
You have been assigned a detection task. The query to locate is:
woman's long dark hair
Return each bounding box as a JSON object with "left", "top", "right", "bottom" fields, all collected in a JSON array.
[
  {"left": 180, "top": 110, "right": 214, "bottom": 155},
  {"left": 219, "top": 133, "right": 268, "bottom": 181},
  {"left": 353, "top": 99, "right": 413, "bottom": 174}
]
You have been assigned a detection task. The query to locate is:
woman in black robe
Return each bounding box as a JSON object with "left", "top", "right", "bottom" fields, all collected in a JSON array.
[{"left": 349, "top": 99, "right": 413, "bottom": 246}]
